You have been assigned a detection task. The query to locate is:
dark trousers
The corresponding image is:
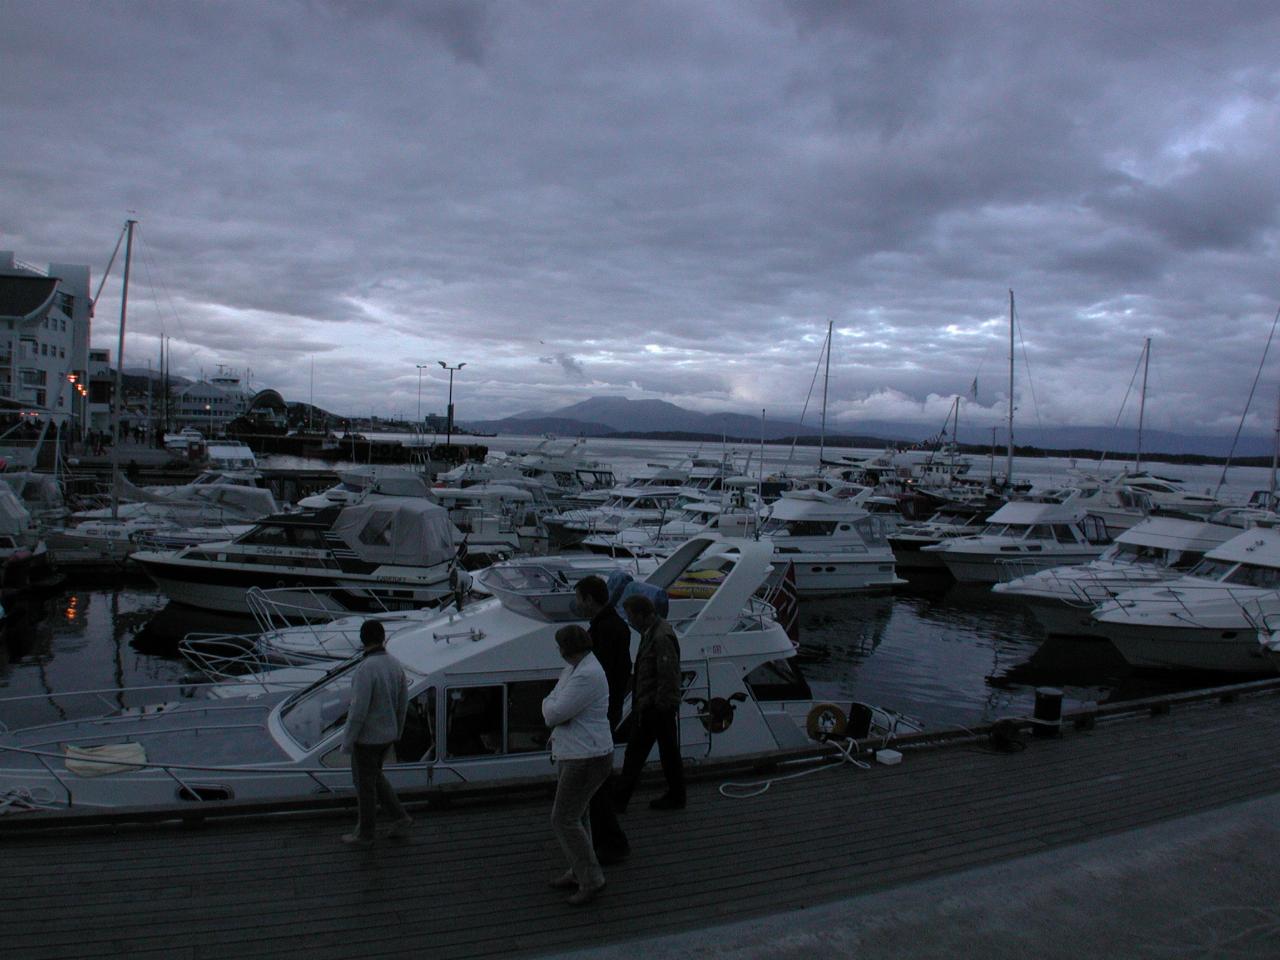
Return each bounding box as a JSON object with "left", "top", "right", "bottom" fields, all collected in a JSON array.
[
  {"left": 351, "top": 742, "right": 407, "bottom": 839},
  {"left": 615, "top": 706, "right": 685, "bottom": 807},
  {"left": 589, "top": 772, "right": 628, "bottom": 856}
]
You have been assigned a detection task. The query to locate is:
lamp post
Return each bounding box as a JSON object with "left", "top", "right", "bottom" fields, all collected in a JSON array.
[
  {"left": 205, "top": 403, "right": 212, "bottom": 438},
  {"left": 437, "top": 361, "right": 465, "bottom": 445},
  {"left": 415, "top": 363, "right": 429, "bottom": 426}
]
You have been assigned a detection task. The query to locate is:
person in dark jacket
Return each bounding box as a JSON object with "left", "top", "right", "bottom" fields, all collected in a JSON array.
[
  {"left": 613, "top": 593, "right": 686, "bottom": 812},
  {"left": 574, "top": 576, "right": 631, "bottom": 862}
]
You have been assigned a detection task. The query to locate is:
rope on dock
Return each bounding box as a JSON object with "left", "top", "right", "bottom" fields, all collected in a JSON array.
[
  {"left": 0, "top": 787, "right": 59, "bottom": 815},
  {"left": 718, "top": 736, "right": 872, "bottom": 799}
]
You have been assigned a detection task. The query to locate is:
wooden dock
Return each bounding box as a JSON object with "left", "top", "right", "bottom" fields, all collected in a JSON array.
[{"left": 4, "top": 688, "right": 1280, "bottom": 959}]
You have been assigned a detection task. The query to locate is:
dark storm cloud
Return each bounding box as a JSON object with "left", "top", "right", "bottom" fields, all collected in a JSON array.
[{"left": 3, "top": 1, "right": 1280, "bottom": 433}]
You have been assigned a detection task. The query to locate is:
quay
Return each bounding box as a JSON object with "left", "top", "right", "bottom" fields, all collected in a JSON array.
[{"left": 3, "top": 683, "right": 1280, "bottom": 958}]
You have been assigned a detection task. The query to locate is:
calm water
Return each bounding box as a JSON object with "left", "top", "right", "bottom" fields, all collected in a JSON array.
[{"left": 0, "top": 436, "right": 1268, "bottom": 731}]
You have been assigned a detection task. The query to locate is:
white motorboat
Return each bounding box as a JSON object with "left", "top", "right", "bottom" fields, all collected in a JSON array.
[
  {"left": 512, "top": 436, "right": 617, "bottom": 503},
  {"left": 0, "top": 536, "right": 918, "bottom": 810},
  {"left": 921, "top": 499, "right": 1112, "bottom": 584},
  {"left": 991, "top": 517, "right": 1239, "bottom": 636},
  {"left": 887, "top": 503, "right": 995, "bottom": 570},
  {"left": 1090, "top": 526, "right": 1280, "bottom": 674},
  {"left": 131, "top": 499, "right": 463, "bottom": 615},
  {"left": 544, "top": 487, "right": 685, "bottom": 549},
  {"left": 756, "top": 489, "right": 903, "bottom": 596},
  {"left": 429, "top": 482, "right": 553, "bottom": 559},
  {"left": 296, "top": 466, "right": 431, "bottom": 509}
]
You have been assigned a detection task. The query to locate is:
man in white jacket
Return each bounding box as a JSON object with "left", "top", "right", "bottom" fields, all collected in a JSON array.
[
  {"left": 341, "top": 620, "right": 412, "bottom": 847},
  {"left": 542, "top": 624, "right": 613, "bottom": 905}
]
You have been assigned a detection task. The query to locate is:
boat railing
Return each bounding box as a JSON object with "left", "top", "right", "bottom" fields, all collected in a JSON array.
[
  {"left": 178, "top": 632, "right": 326, "bottom": 683},
  {"left": 0, "top": 739, "right": 350, "bottom": 810},
  {"left": 1101, "top": 583, "right": 1280, "bottom": 621},
  {"left": 245, "top": 585, "right": 399, "bottom": 635}
]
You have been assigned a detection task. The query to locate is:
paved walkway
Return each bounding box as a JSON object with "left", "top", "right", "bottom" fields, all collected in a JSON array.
[{"left": 3, "top": 690, "right": 1280, "bottom": 959}]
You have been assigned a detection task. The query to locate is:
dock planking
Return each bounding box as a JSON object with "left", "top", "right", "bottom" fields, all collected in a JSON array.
[{"left": 4, "top": 693, "right": 1280, "bottom": 959}]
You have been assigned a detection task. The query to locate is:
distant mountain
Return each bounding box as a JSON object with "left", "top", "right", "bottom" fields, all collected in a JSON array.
[{"left": 470, "top": 396, "right": 1273, "bottom": 458}]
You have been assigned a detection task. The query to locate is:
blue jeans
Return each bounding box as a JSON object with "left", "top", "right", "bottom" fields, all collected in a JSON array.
[
  {"left": 551, "top": 753, "right": 613, "bottom": 887},
  {"left": 351, "top": 742, "right": 407, "bottom": 839}
]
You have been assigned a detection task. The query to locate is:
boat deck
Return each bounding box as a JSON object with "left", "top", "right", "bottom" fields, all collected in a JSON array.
[{"left": 5, "top": 688, "right": 1280, "bottom": 959}]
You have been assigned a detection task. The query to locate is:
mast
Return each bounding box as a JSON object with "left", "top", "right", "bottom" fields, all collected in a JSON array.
[
  {"left": 1006, "top": 290, "right": 1015, "bottom": 487},
  {"left": 819, "top": 320, "right": 832, "bottom": 467},
  {"left": 110, "top": 219, "right": 136, "bottom": 520},
  {"left": 1271, "top": 386, "right": 1279, "bottom": 505},
  {"left": 1135, "top": 337, "right": 1150, "bottom": 474}
]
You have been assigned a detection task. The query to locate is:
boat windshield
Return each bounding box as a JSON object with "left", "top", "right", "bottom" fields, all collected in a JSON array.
[
  {"left": 279, "top": 666, "right": 357, "bottom": 751},
  {"left": 1186, "top": 557, "right": 1237, "bottom": 581}
]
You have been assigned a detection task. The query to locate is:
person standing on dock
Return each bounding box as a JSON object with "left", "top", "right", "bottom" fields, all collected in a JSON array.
[
  {"left": 543, "top": 624, "right": 614, "bottom": 905},
  {"left": 574, "top": 575, "right": 630, "bottom": 864},
  {"left": 613, "top": 594, "right": 686, "bottom": 812},
  {"left": 341, "top": 620, "right": 413, "bottom": 847}
]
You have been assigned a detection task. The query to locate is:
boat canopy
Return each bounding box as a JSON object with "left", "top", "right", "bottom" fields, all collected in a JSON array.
[
  {"left": 331, "top": 499, "right": 458, "bottom": 566},
  {"left": 1115, "top": 517, "right": 1237, "bottom": 554},
  {"left": 0, "top": 484, "right": 32, "bottom": 537},
  {"left": 1200, "top": 526, "right": 1280, "bottom": 567},
  {"left": 982, "top": 500, "right": 1088, "bottom": 526}
]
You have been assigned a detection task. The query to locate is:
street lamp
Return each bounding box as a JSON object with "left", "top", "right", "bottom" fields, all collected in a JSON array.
[
  {"left": 205, "top": 403, "right": 212, "bottom": 437},
  {"left": 415, "top": 363, "right": 430, "bottom": 426},
  {"left": 438, "top": 361, "right": 465, "bottom": 445}
]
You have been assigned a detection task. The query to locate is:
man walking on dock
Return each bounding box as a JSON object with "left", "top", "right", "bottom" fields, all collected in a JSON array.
[
  {"left": 341, "top": 620, "right": 413, "bottom": 846},
  {"left": 574, "top": 575, "right": 630, "bottom": 863},
  {"left": 614, "top": 593, "right": 686, "bottom": 812}
]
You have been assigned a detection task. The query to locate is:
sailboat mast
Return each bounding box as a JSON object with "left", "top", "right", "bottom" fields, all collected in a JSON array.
[
  {"left": 1135, "top": 337, "right": 1150, "bottom": 473},
  {"left": 1271, "top": 386, "right": 1279, "bottom": 505},
  {"left": 819, "top": 320, "right": 832, "bottom": 467},
  {"left": 110, "top": 219, "right": 136, "bottom": 520},
  {"left": 1006, "top": 290, "right": 1014, "bottom": 486}
]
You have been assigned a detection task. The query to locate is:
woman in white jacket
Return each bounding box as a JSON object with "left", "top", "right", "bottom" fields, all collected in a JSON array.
[{"left": 542, "top": 623, "right": 614, "bottom": 905}]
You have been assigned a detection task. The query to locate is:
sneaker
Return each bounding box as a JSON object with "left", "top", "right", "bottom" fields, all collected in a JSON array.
[
  {"left": 567, "top": 881, "right": 605, "bottom": 906},
  {"left": 341, "top": 832, "right": 374, "bottom": 847},
  {"left": 386, "top": 817, "right": 413, "bottom": 839},
  {"left": 649, "top": 794, "right": 686, "bottom": 811},
  {"left": 548, "top": 870, "right": 578, "bottom": 890}
]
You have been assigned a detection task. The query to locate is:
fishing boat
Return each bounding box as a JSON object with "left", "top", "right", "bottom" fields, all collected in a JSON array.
[{"left": 0, "top": 537, "right": 917, "bottom": 811}]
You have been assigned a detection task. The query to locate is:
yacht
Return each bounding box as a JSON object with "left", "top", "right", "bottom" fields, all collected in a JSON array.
[
  {"left": 131, "top": 499, "right": 463, "bottom": 615},
  {"left": 756, "top": 489, "right": 903, "bottom": 596},
  {"left": 544, "top": 487, "right": 685, "bottom": 549},
  {"left": 430, "top": 482, "right": 553, "bottom": 560},
  {"left": 921, "top": 499, "right": 1112, "bottom": 584},
  {"left": 1089, "top": 526, "right": 1280, "bottom": 674},
  {"left": 512, "top": 437, "right": 617, "bottom": 503},
  {"left": 887, "top": 503, "right": 995, "bottom": 570},
  {"left": 0, "top": 537, "right": 918, "bottom": 810},
  {"left": 296, "top": 466, "right": 431, "bottom": 509},
  {"left": 990, "top": 517, "right": 1239, "bottom": 636}
]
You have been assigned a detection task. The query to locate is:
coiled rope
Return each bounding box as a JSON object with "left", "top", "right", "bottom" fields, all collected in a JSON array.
[{"left": 718, "top": 736, "right": 871, "bottom": 799}]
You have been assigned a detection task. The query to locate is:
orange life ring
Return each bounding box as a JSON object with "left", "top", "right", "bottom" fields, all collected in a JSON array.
[{"left": 805, "top": 703, "right": 848, "bottom": 741}]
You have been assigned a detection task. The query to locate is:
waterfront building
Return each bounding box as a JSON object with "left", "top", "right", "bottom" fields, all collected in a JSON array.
[
  {"left": 0, "top": 251, "right": 92, "bottom": 438},
  {"left": 172, "top": 367, "right": 253, "bottom": 432}
]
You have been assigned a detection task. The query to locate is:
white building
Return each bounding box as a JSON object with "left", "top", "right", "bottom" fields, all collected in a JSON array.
[
  {"left": 173, "top": 369, "right": 252, "bottom": 432},
  {"left": 0, "top": 252, "right": 92, "bottom": 432}
]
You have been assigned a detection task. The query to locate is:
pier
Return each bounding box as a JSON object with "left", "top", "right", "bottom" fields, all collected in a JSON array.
[{"left": 4, "top": 683, "right": 1280, "bottom": 958}]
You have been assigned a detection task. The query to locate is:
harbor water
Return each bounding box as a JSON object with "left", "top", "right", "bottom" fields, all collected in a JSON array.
[{"left": 1, "top": 437, "right": 1273, "bottom": 732}]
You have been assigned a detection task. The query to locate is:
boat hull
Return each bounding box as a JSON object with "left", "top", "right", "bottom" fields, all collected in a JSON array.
[{"left": 1097, "top": 619, "right": 1276, "bottom": 674}]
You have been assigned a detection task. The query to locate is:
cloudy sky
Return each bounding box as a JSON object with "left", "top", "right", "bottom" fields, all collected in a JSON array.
[{"left": 3, "top": 1, "right": 1280, "bottom": 438}]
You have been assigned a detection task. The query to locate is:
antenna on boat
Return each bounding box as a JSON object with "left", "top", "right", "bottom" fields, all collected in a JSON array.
[
  {"left": 1135, "top": 337, "right": 1150, "bottom": 474},
  {"left": 1006, "top": 290, "right": 1015, "bottom": 490}
]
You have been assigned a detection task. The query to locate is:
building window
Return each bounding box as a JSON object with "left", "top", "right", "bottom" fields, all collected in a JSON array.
[
  {"left": 59, "top": 348, "right": 65, "bottom": 358},
  {"left": 41, "top": 343, "right": 47, "bottom": 356}
]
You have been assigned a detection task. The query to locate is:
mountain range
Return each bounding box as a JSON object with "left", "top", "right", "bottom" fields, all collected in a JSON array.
[{"left": 467, "top": 396, "right": 1275, "bottom": 458}]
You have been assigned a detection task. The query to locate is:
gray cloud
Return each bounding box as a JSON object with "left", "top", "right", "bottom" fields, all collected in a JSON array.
[{"left": 3, "top": 1, "right": 1280, "bottom": 435}]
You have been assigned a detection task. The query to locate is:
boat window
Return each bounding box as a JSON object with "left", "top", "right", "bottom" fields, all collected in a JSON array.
[
  {"left": 393, "top": 688, "right": 436, "bottom": 763},
  {"left": 1187, "top": 557, "right": 1237, "bottom": 580},
  {"left": 446, "top": 685, "right": 504, "bottom": 757},
  {"left": 279, "top": 669, "right": 356, "bottom": 751},
  {"left": 1225, "top": 563, "right": 1280, "bottom": 588},
  {"left": 761, "top": 519, "right": 838, "bottom": 537},
  {"left": 1170, "top": 551, "right": 1205, "bottom": 571},
  {"left": 1051, "top": 525, "right": 1077, "bottom": 543},
  {"left": 507, "top": 679, "right": 557, "bottom": 753},
  {"left": 238, "top": 525, "right": 292, "bottom": 547},
  {"left": 1027, "top": 524, "right": 1054, "bottom": 540},
  {"left": 743, "top": 658, "right": 812, "bottom": 701},
  {"left": 289, "top": 527, "right": 328, "bottom": 549}
]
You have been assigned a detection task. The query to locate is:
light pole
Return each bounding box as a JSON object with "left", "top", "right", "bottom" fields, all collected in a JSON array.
[
  {"left": 205, "top": 403, "right": 212, "bottom": 437},
  {"left": 415, "top": 363, "right": 429, "bottom": 426},
  {"left": 438, "top": 361, "right": 465, "bottom": 445}
]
